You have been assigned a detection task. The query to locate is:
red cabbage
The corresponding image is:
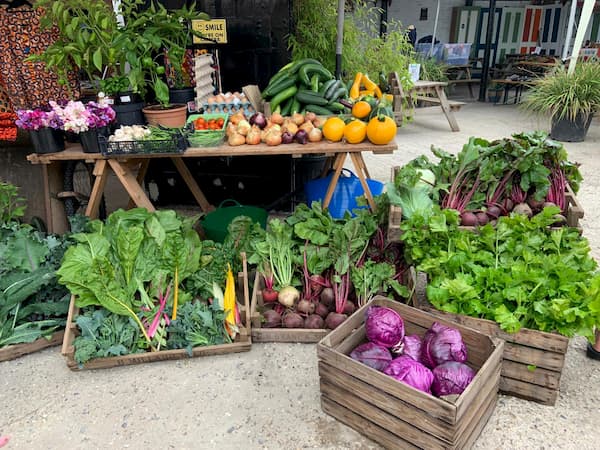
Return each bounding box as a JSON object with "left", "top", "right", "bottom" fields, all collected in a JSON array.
[
  {"left": 399, "top": 334, "right": 423, "bottom": 362},
  {"left": 350, "top": 342, "right": 392, "bottom": 372},
  {"left": 383, "top": 355, "right": 434, "bottom": 394},
  {"left": 421, "top": 322, "right": 467, "bottom": 369},
  {"left": 365, "top": 306, "right": 405, "bottom": 349},
  {"left": 432, "top": 361, "right": 476, "bottom": 396}
]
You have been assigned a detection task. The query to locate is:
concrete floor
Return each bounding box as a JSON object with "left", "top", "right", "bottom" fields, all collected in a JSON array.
[{"left": 1, "top": 100, "right": 600, "bottom": 449}]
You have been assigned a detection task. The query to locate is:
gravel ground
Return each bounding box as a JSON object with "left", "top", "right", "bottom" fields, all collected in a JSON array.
[{"left": 1, "top": 100, "right": 599, "bottom": 449}]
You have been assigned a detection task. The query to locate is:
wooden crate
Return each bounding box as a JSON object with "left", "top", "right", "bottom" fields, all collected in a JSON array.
[
  {"left": 0, "top": 330, "right": 64, "bottom": 362},
  {"left": 318, "top": 296, "right": 503, "bottom": 449},
  {"left": 250, "top": 271, "right": 329, "bottom": 343},
  {"left": 61, "top": 257, "right": 252, "bottom": 371},
  {"left": 413, "top": 271, "right": 568, "bottom": 406},
  {"left": 387, "top": 167, "right": 585, "bottom": 243}
]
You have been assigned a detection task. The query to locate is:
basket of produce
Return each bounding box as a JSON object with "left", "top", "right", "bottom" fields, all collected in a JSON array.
[
  {"left": 57, "top": 208, "right": 252, "bottom": 370},
  {"left": 186, "top": 113, "right": 228, "bottom": 147},
  {"left": 387, "top": 131, "right": 584, "bottom": 240},
  {"left": 99, "top": 125, "right": 187, "bottom": 156},
  {"left": 249, "top": 202, "right": 411, "bottom": 343},
  {"left": 317, "top": 296, "right": 503, "bottom": 449}
]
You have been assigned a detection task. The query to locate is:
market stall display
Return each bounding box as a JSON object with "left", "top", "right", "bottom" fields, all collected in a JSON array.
[{"left": 249, "top": 203, "right": 410, "bottom": 342}]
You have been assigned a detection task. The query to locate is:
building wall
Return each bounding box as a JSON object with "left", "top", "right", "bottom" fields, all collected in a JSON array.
[{"left": 388, "top": 0, "right": 464, "bottom": 43}]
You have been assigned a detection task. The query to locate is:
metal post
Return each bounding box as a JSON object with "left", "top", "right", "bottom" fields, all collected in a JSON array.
[
  {"left": 335, "top": 0, "right": 345, "bottom": 79},
  {"left": 569, "top": 0, "right": 596, "bottom": 74},
  {"left": 478, "top": 0, "right": 496, "bottom": 102},
  {"left": 562, "top": 0, "right": 578, "bottom": 61},
  {"left": 431, "top": 0, "right": 440, "bottom": 57},
  {"left": 380, "top": 0, "right": 388, "bottom": 38}
]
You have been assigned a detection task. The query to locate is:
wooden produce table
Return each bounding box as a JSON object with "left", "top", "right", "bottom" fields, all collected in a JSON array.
[
  {"left": 490, "top": 79, "right": 536, "bottom": 104},
  {"left": 445, "top": 64, "right": 479, "bottom": 98},
  {"left": 27, "top": 140, "right": 396, "bottom": 233}
]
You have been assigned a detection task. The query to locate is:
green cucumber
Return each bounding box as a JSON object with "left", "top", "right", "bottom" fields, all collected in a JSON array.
[
  {"left": 304, "top": 104, "right": 335, "bottom": 115},
  {"left": 280, "top": 97, "right": 294, "bottom": 116},
  {"left": 262, "top": 76, "right": 295, "bottom": 98},
  {"left": 311, "top": 74, "right": 320, "bottom": 92},
  {"left": 265, "top": 69, "right": 290, "bottom": 88},
  {"left": 295, "top": 89, "right": 329, "bottom": 106},
  {"left": 320, "top": 79, "right": 337, "bottom": 96},
  {"left": 298, "top": 63, "right": 333, "bottom": 86},
  {"left": 287, "top": 58, "right": 322, "bottom": 75},
  {"left": 328, "top": 86, "right": 348, "bottom": 102},
  {"left": 324, "top": 79, "right": 341, "bottom": 100},
  {"left": 290, "top": 97, "right": 301, "bottom": 115},
  {"left": 326, "top": 101, "right": 345, "bottom": 111},
  {"left": 270, "top": 85, "right": 298, "bottom": 111}
]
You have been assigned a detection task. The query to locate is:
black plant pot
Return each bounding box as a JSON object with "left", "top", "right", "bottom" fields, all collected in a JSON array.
[
  {"left": 80, "top": 126, "right": 110, "bottom": 153},
  {"left": 550, "top": 113, "right": 593, "bottom": 142},
  {"left": 169, "top": 87, "right": 195, "bottom": 106},
  {"left": 112, "top": 101, "right": 145, "bottom": 126},
  {"left": 29, "top": 128, "right": 65, "bottom": 154}
]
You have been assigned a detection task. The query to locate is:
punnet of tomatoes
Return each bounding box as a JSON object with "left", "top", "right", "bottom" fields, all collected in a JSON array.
[{"left": 185, "top": 113, "right": 230, "bottom": 147}]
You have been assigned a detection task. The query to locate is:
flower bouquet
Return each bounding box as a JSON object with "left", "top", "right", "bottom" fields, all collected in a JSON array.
[{"left": 15, "top": 105, "right": 65, "bottom": 154}]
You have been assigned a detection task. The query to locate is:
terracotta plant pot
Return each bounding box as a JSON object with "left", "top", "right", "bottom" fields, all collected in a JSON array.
[{"left": 142, "top": 104, "right": 188, "bottom": 128}]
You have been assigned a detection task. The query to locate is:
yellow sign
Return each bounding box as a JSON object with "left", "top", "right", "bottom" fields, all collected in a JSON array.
[{"left": 192, "top": 19, "right": 228, "bottom": 44}]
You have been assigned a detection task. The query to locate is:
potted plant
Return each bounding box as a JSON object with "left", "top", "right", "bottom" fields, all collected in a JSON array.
[
  {"left": 487, "top": 83, "right": 504, "bottom": 104},
  {"left": 521, "top": 61, "right": 600, "bottom": 142},
  {"left": 31, "top": 0, "right": 210, "bottom": 128},
  {"left": 15, "top": 105, "right": 65, "bottom": 154}
]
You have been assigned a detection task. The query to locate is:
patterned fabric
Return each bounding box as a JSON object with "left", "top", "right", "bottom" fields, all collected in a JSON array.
[
  {"left": 0, "top": 112, "right": 17, "bottom": 141},
  {"left": 0, "top": 76, "right": 12, "bottom": 113},
  {"left": 0, "top": 6, "right": 78, "bottom": 110}
]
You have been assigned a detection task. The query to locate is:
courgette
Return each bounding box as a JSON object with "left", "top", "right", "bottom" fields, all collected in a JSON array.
[
  {"left": 290, "top": 97, "right": 301, "bottom": 115},
  {"left": 304, "top": 104, "right": 335, "bottom": 115},
  {"left": 295, "top": 89, "right": 329, "bottom": 106},
  {"left": 298, "top": 63, "right": 333, "bottom": 86},
  {"left": 262, "top": 76, "right": 296, "bottom": 99},
  {"left": 270, "top": 85, "right": 298, "bottom": 111},
  {"left": 327, "top": 86, "right": 348, "bottom": 102},
  {"left": 319, "top": 79, "right": 337, "bottom": 96},
  {"left": 324, "top": 79, "right": 341, "bottom": 100},
  {"left": 287, "top": 58, "right": 322, "bottom": 75},
  {"left": 265, "top": 69, "right": 290, "bottom": 88},
  {"left": 280, "top": 96, "right": 294, "bottom": 116},
  {"left": 310, "top": 74, "right": 320, "bottom": 92},
  {"left": 326, "top": 101, "right": 346, "bottom": 111}
]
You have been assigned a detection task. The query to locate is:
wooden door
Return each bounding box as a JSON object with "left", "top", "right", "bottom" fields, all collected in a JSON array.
[{"left": 497, "top": 7, "right": 525, "bottom": 64}]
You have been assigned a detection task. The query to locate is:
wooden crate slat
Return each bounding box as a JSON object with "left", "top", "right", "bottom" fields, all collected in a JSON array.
[
  {"left": 0, "top": 330, "right": 64, "bottom": 362},
  {"left": 501, "top": 359, "right": 561, "bottom": 389},
  {"left": 454, "top": 386, "right": 498, "bottom": 450},
  {"left": 250, "top": 271, "right": 329, "bottom": 343},
  {"left": 499, "top": 376, "right": 559, "bottom": 405},
  {"left": 317, "top": 343, "right": 457, "bottom": 424},
  {"left": 319, "top": 362, "right": 457, "bottom": 442},
  {"left": 503, "top": 341, "right": 565, "bottom": 372},
  {"left": 565, "top": 183, "right": 584, "bottom": 227},
  {"left": 320, "top": 381, "right": 448, "bottom": 450},
  {"left": 321, "top": 397, "right": 421, "bottom": 450}
]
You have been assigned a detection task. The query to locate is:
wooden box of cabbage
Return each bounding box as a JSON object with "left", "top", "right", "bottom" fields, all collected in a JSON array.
[
  {"left": 386, "top": 166, "right": 585, "bottom": 243},
  {"left": 317, "top": 296, "right": 503, "bottom": 449},
  {"left": 249, "top": 271, "right": 329, "bottom": 343},
  {"left": 412, "top": 271, "right": 568, "bottom": 406},
  {"left": 61, "top": 268, "right": 252, "bottom": 371}
]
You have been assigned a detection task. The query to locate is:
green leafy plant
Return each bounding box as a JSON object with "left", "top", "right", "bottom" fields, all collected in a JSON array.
[
  {"left": 288, "top": 0, "right": 413, "bottom": 90},
  {"left": 521, "top": 61, "right": 600, "bottom": 122},
  {"left": 0, "top": 181, "right": 26, "bottom": 224},
  {"left": 400, "top": 207, "right": 600, "bottom": 340}
]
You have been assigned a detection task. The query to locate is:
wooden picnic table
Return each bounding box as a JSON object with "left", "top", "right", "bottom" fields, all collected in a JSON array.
[
  {"left": 27, "top": 140, "right": 397, "bottom": 233},
  {"left": 387, "top": 73, "right": 463, "bottom": 132},
  {"left": 490, "top": 79, "right": 537, "bottom": 104}
]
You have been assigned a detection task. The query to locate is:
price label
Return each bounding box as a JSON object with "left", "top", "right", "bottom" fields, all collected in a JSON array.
[{"left": 192, "top": 19, "right": 228, "bottom": 44}]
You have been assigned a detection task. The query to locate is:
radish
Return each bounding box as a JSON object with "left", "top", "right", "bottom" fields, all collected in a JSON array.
[
  {"left": 262, "top": 309, "right": 282, "bottom": 328},
  {"left": 460, "top": 211, "right": 478, "bottom": 226},
  {"left": 283, "top": 312, "right": 304, "bottom": 328},
  {"left": 262, "top": 288, "right": 279, "bottom": 304},
  {"left": 325, "top": 312, "right": 347, "bottom": 330},
  {"left": 305, "top": 314, "right": 325, "bottom": 329}
]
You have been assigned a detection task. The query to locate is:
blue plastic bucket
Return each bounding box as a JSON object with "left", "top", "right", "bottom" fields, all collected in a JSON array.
[{"left": 304, "top": 169, "right": 384, "bottom": 218}]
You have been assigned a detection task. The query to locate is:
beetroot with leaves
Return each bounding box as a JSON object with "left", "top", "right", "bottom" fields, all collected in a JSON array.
[
  {"left": 431, "top": 361, "right": 476, "bottom": 396},
  {"left": 421, "top": 322, "right": 467, "bottom": 369},
  {"left": 383, "top": 355, "right": 434, "bottom": 394},
  {"left": 350, "top": 342, "right": 392, "bottom": 372},
  {"left": 365, "top": 306, "right": 404, "bottom": 349}
]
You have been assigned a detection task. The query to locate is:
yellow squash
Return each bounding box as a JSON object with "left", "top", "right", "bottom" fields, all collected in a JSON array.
[{"left": 366, "top": 115, "right": 397, "bottom": 145}]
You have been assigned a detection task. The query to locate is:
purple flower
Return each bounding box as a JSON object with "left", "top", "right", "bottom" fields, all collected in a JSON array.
[{"left": 15, "top": 107, "right": 63, "bottom": 131}]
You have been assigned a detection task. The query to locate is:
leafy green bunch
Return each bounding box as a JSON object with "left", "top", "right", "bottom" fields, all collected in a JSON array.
[{"left": 400, "top": 207, "right": 600, "bottom": 340}]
